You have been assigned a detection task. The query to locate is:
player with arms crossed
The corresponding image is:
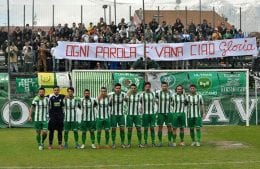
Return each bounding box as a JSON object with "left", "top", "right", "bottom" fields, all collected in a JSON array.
[
  {"left": 187, "top": 84, "right": 205, "bottom": 147},
  {"left": 80, "top": 89, "right": 97, "bottom": 149},
  {"left": 28, "top": 87, "right": 49, "bottom": 150}
]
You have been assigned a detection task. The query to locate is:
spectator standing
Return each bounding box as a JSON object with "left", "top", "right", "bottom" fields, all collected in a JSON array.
[{"left": 6, "top": 42, "right": 19, "bottom": 72}]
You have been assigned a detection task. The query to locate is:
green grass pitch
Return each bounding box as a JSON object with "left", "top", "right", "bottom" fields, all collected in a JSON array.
[{"left": 0, "top": 126, "right": 260, "bottom": 169}]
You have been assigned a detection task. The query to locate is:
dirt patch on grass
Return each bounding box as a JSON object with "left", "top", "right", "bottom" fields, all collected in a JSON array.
[{"left": 209, "top": 141, "right": 249, "bottom": 149}]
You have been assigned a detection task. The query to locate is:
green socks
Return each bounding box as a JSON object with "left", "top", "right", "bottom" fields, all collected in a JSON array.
[
  {"left": 90, "top": 131, "right": 95, "bottom": 144},
  {"left": 180, "top": 132, "right": 184, "bottom": 142},
  {"left": 128, "top": 129, "right": 132, "bottom": 145},
  {"left": 172, "top": 132, "right": 177, "bottom": 142},
  {"left": 111, "top": 129, "right": 116, "bottom": 144},
  {"left": 82, "top": 132, "right": 86, "bottom": 144},
  {"left": 167, "top": 130, "right": 172, "bottom": 142},
  {"left": 137, "top": 129, "right": 142, "bottom": 145},
  {"left": 120, "top": 129, "right": 125, "bottom": 145},
  {"left": 41, "top": 133, "right": 47, "bottom": 144},
  {"left": 144, "top": 128, "right": 148, "bottom": 144},
  {"left": 97, "top": 130, "right": 109, "bottom": 145},
  {"left": 151, "top": 128, "right": 155, "bottom": 144},
  {"left": 158, "top": 130, "right": 163, "bottom": 143},
  {"left": 36, "top": 134, "right": 41, "bottom": 145},
  {"left": 97, "top": 131, "right": 101, "bottom": 145},
  {"left": 196, "top": 128, "right": 201, "bottom": 142},
  {"left": 74, "top": 131, "right": 79, "bottom": 144},
  {"left": 190, "top": 128, "right": 195, "bottom": 142},
  {"left": 105, "top": 130, "right": 109, "bottom": 145},
  {"left": 64, "top": 131, "right": 69, "bottom": 144}
]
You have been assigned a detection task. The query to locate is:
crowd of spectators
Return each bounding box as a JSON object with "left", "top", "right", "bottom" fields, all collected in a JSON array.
[{"left": 0, "top": 16, "right": 253, "bottom": 73}]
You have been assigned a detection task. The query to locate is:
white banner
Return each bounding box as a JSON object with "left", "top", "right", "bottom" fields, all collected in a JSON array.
[
  {"left": 54, "top": 38, "right": 258, "bottom": 61},
  {"left": 56, "top": 72, "right": 70, "bottom": 87}
]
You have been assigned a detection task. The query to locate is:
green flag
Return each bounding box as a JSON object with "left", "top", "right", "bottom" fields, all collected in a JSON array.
[
  {"left": 113, "top": 73, "right": 145, "bottom": 92},
  {"left": 188, "top": 72, "right": 219, "bottom": 96},
  {"left": 0, "top": 73, "right": 8, "bottom": 98},
  {"left": 16, "top": 78, "right": 38, "bottom": 93},
  {"left": 218, "top": 72, "right": 246, "bottom": 95}
]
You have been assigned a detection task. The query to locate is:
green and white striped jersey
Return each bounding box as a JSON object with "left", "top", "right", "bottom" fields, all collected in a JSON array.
[
  {"left": 96, "top": 97, "right": 110, "bottom": 119},
  {"left": 172, "top": 93, "right": 187, "bottom": 113},
  {"left": 155, "top": 90, "right": 173, "bottom": 114},
  {"left": 140, "top": 91, "right": 156, "bottom": 115},
  {"left": 63, "top": 97, "right": 81, "bottom": 122},
  {"left": 32, "top": 96, "right": 49, "bottom": 121},
  {"left": 126, "top": 93, "right": 141, "bottom": 115},
  {"left": 109, "top": 92, "right": 127, "bottom": 116},
  {"left": 187, "top": 94, "right": 204, "bottom": 118},
  {"left": 81, "top": 97, "right": 97, "bottom": 121}
]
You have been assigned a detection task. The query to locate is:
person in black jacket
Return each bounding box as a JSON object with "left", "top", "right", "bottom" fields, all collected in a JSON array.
[{"left": 48, "top": 86, "right": 65, "bottom": 149}]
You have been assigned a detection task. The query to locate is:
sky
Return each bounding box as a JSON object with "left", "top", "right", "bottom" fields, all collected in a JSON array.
[{"left": 0, "top": 0, "right": 259, "bottom": 32}]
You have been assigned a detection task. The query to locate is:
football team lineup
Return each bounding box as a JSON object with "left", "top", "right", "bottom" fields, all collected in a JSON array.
[{"left": 29, "top": 82, "right": 205, "bottom": 150}]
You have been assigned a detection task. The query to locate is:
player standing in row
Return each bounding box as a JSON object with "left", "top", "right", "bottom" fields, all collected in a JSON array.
[
  {"left": 28, "top": 87, "right": 49, "bottom": 150},
  {"left": 96, "top": 87, "right": 111, "bottom": 149},
  {"left": 172, "top": 85, "right": 187, "bottom": 146},
  {"left": 140, "top": 82, "right": 157, "bottom": 147},
  {"left": 125, "top": 84, "right": 144, "bottom": 148},
  {"left": 155, "top": 82, "right": 174, "bottom": 147},
  {"left": 63, "top": 87, "right": 81, "bottom": 149},
  {"left": 109, "top": 83, "right": 127, "bottom": 149},
  {"left": 80, "top": 89, "right": 97, "bottom": 149},
  {"left": 48, "top": 86, "right": 65, "bottom": 150},
  {"left": 187, "top": 84, "right": 205, "bottom": 147}
]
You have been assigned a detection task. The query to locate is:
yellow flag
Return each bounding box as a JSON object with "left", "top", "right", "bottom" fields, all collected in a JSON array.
[
  {"left": 38, "top": 73, "right": 55, "bottom": 87},
  {"left": 45, "top": 88, "right": 67, "bottom": 96}
]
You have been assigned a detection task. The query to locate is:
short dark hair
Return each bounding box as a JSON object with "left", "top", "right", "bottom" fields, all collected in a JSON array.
[
  {"left": 144, "top": 82, "right": 151, "bottom": 86},
  {"left": 38, "top": 87, "right": 45, "bottom": 91},
  {"left": 130, "top": 83, "right": 137, "bottom": 87},
  {"left": 175, "top": 84, "right": 183, "bottom": 90},
  {"left": 84, "top": 89, "right": 90, "bottom": 92},
  {"left": 189, "top": 84, "right": 196, "bottom": 88},
  {"left": 53, "top": 85, "right": 60, "bottom": 89},
  {"left": 161, "top": 81, "right": 168, "bottom": 85},
  {"left": 101, "top": 87, "right": 107, "bottom": 91},
  {"left": 67, "top": 87, "right": 74, "bottom": 92},
  {"left": 115, "top": 83, "right": 121, "bottom": 87}
]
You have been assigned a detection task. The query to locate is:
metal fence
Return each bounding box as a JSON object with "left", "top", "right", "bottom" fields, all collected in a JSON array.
[{"left": 0, "top": 0, "right": 259, "bottom": 33}]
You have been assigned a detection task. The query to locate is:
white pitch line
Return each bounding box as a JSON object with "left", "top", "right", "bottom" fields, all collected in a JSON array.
[{"left": 1, "top": 161, "right": 260, "bottom": 169}]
